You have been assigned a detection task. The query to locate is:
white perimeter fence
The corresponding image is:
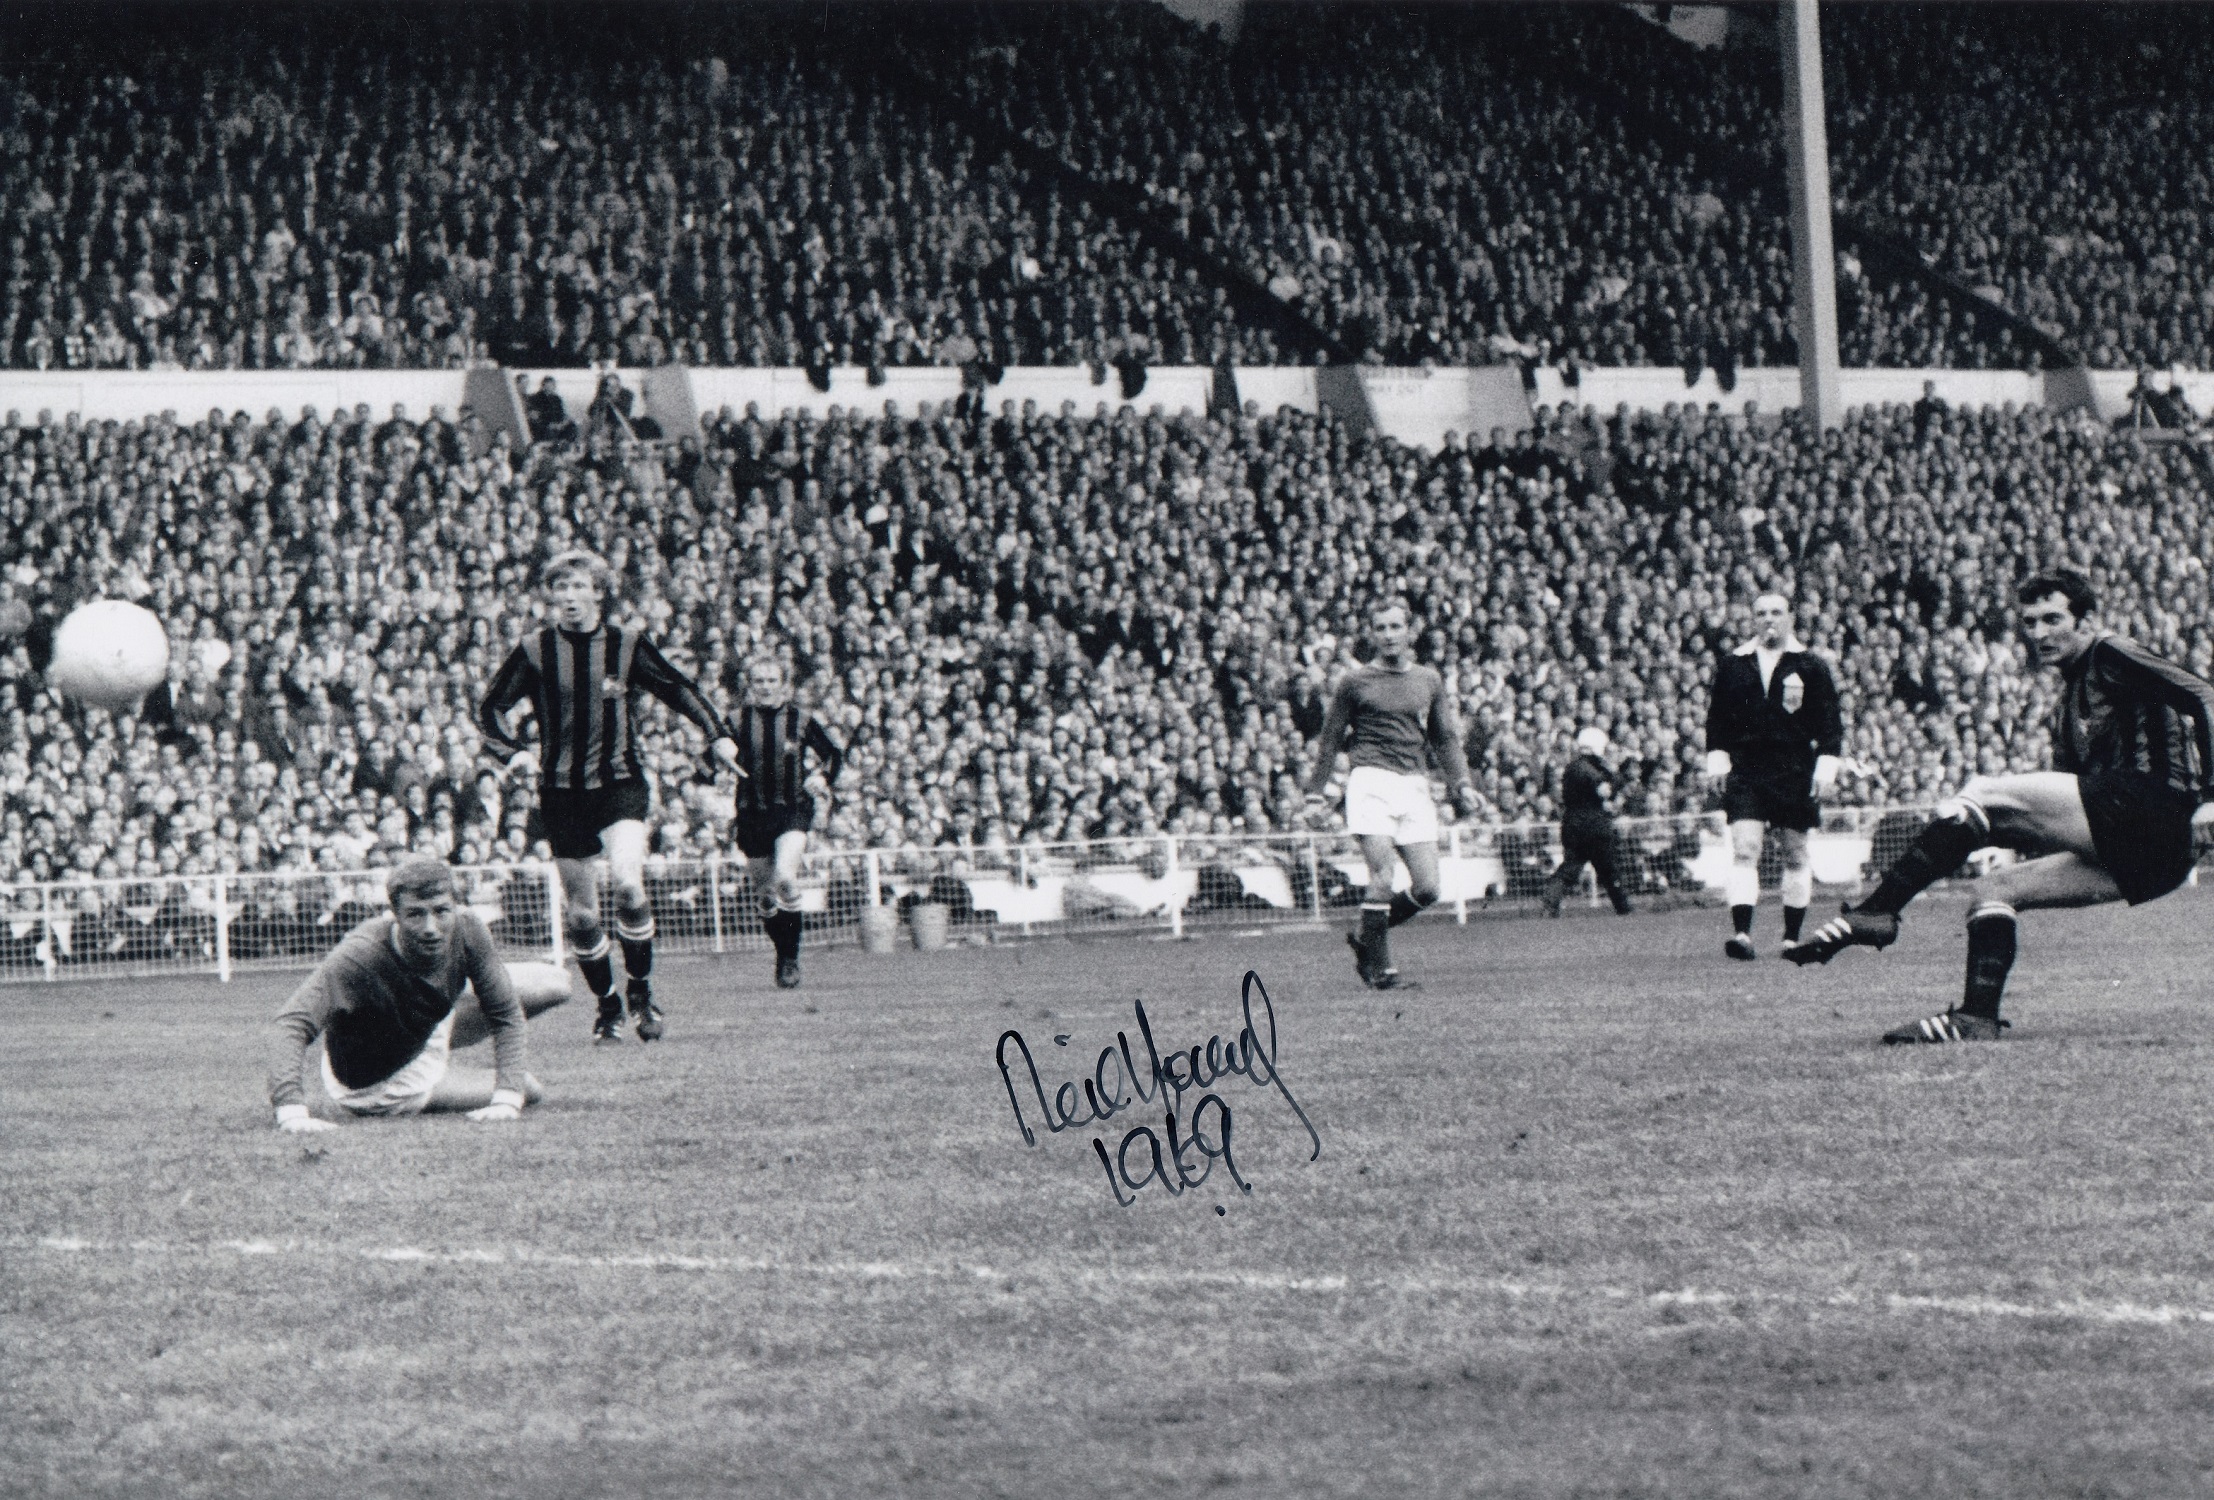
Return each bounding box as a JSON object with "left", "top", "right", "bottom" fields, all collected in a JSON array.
[{"left": 0, "top": 805, "right": 2102, "bottom": 984}]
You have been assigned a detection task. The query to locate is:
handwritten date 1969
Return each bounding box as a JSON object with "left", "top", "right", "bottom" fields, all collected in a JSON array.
[{"left": 995, "top": 970, "right": 1321, "bottom": 1207}]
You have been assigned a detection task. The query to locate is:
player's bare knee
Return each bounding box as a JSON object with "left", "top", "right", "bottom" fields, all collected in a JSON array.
[
  {"left": 774, "top": 876, "right": 804, "bottom": 910},
  {"left": 612, "top": 882, "right": 651, "bottom": 925},
  {"left": 564, "top": 908, "right": 605, "bottom": 950},
  {"left": 1408, "top": 878, "right": 1440, "bottom": 908},
  {"left": 1936, "top": 783, "right": 1995, "bottom": 834}
]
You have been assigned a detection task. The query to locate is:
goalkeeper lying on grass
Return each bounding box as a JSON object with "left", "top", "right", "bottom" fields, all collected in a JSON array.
[{"left": 266, "top": 856, "right": 570, "bottom": 1131}]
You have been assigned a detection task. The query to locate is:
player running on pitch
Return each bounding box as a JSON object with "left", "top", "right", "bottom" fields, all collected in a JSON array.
[
  {"left": 477, "top": 550, "right": 741, "bottom": 1044},
  {"left": 1703, "top": 591, "right": 1845, "bottom": 960},
  {"left": 729, "top": 656, "right": 844, "bottom": 990},
  {"left": 267, "top": 858, "right": 570, "bottom": 1130},
  {"left": 1304, "top": 601, "right": 1481, "bottom": 990},
  {"left": 1788, "top": 569, "right": 2214, "bottom": 1042}
]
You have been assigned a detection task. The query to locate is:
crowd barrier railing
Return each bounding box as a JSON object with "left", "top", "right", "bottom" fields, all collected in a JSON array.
[{"left": 3, "top": 805, "right": 2105, "bottom": 985}]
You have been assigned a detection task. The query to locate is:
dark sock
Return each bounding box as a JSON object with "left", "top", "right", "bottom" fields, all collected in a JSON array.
[
  {"left": 1608, "top": 887, "right": 1632, "bottom": 916},
  {"left": 1386, "top": 892, "right": 1431, "bottom": 928},
  {"left": 1862, "top": 814, "right": 1985, "bottom": 916},
  {"left": 1359, "top": 904, "right": 1390, "bottom": 964},
  {"left": 1961, "top": 905, "right": 2017, "bottom": 1020},
  {"left": 620, "top": 937, "right": 653, "bottom": 981},
  {"left": 1731, "top": 905, "right": 1754, "bottom": 936},
  {"left": 578, "top": 952, "right": 614, "bottom": 1000},
  {"left": 768, "top": 909, "right": 802, "bottom": 960},
  {"left": 1783, "top": 906, "right": 1807, "bottom": 942}
]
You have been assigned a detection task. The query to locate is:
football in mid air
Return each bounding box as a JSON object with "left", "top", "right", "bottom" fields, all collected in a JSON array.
[{"left": 48, "top": 599, "right": 171, "bottom": 710}]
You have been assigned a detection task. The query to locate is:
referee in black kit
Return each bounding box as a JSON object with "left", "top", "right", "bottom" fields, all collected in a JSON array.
[
  {"left": 731, "top": 656, "right": 844, "bottom": 990},
  {"left": 1702, "top": 591, "right": 1844, "bottom": 961},
  {"left": 478, "top": 550, "right": 741, "bottom": 1044}
]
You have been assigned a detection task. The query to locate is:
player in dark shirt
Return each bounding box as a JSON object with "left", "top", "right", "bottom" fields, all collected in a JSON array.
[
  {"left": 730, "top": 657, "right": 845, "bottom": 990},
  {"left": 1703, "top": 592, "right": 1846, "bottom": 960},
  {"left": 1303, "top": 602, "right": 1481, "bottom": 990},
  {"left": 1791, "top": 570, "right": 2214, "bottom": 1041},
  {"left": 1544, "top": 728, "right": 1634, "bottom": 917},
  {"left": 478, "top": 550, "right": 740, "bottom": 1044}
]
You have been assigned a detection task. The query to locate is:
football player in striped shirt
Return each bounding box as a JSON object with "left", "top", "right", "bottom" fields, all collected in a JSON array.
[
  {"left": 1303, "top": 601, "right": 1482, "bottom": 990},
  {"left": 477, "top": 550, "right": 741, "bottom": 1044},
  {"left": 731, "top": 656, "right": 845, "bottom": 990},
  {"left": 1791, "top": 570, "right": 2214, "bottom": 1042}
]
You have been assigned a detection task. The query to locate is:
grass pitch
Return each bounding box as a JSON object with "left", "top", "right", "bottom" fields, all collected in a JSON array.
[{"left": 8, "top": 893, "right": 2214, "bottom": 1498}]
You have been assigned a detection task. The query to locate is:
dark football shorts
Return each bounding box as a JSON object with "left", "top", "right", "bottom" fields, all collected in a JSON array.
[
  {"left": 1723, "top": 767, "right": 1818, "bottom": 833},
  {"left": 532, "top": 780, "right": 652, "bottom": 860},
  {"left": 2079, "top": 767, "right": 2197, "bottom": 905},
  {"left": 734, "top": 797, "right": 816, "bottom": 860}
]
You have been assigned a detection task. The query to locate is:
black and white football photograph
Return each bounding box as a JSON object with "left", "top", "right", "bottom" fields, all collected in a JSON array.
[{"left": 6, "top": 0, "right": 2214, "bottom": 1494}]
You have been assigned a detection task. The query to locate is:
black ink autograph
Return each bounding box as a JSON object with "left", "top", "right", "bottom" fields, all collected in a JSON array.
[{"left": 995, "top": 970, "right": 1322, "bottom": 1207}]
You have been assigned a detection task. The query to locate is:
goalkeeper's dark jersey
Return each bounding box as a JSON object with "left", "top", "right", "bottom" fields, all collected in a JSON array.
[
  {"left": 477, "top": 625, "right": 732, "bottom": 791},
  {"left": 2053, "top": 633, "right": 2214, "bottom": 798}
]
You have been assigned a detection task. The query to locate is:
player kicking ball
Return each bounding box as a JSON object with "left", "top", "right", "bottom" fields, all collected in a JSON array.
[
  {"left": 1702, "top": 591, "right": 1844, "bottom": 961},
  {"left": 729, "top": 657, "right": 843, "bottom": 990},
  {"left": 1304, "top": 602, "right": 1481, "bottom": 991},
  {"left": 478, "top": 550, "right": 741, "bottom": 1044},
  {"left": 1789, "top": 570, "right": 2214, "bottom": 1042},
  {"left": 267, "top": 858, "right": 570, "bottom": 1131}
]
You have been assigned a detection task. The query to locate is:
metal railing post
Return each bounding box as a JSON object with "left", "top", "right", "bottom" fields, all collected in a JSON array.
[
  {"left": 214, "top": 875, "right": 232, "bottom": 984},
  {"left": 865, "top": 849, "right": 882, "bottom": 905},
  {"left": 708, "top": 855, "right": 725, "bottom": 954},
  {"left": 1165, "top": 835, "right": 1184, "bottom": 939},
  {"left": 1450, "top": 824, "right": 1467, "bottom": 924},
  {"left": 1305, "top": 834, "right": 1323, "bottom": 922},
  {"left": 40, "top": 883, "right": 56, "bottom": 981}
]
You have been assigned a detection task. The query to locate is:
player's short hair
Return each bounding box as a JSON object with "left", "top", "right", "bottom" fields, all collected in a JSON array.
[
  {"left": 2017, "top": 569, "right": 2097, "bottom": 620},
  {"left": 748, "top": 655, "right": 789, "bottom": 680},
  {"left": 1753, "top": 591, "right": 1793, "bottom": 612},
  {"left": 385, "top": 856, "right": 456, "bottom": 908},
  {"left": 1373, "top": 599, "right": 1411, "bottom": 624},
  {"left": 539, "top": 549, "right": 609, "bottom": 591}
]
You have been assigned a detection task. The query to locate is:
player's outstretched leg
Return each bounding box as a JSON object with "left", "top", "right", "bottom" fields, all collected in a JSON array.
[
  {"left": 556, "top": 857, "right": 622, "bottom": 1042},
  {"left": 450, "top": 962, "right": 574, "bottom": 1049},
  {"left": 1789, "top": 794, "right": 1993, "bottom": 966},
  {"left": 1776, "top": 835, "right": 1813, "bottom": 959},
  {"left": 603, "top": 822, "right": 662, "bottom": 1041},
  {"left": 1883, "top": 901, "right": 2015, "bottom": 1043},
  {"left": 768, "top": 899, "right": 804, "bottom": 988},
  {"left": 616, "top": 910, "right": 660, "bottom": 1040},
  {"left": 1725, "top": 820, "right": 1761, "bottom": 960},
  {"left": 1541, "top": 862, "right": 1572, "bottom": 919}
]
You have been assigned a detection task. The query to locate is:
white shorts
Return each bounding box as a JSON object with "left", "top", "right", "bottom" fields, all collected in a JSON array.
[
  {"left": 321, "top": 1013, "right": 454, "bottom": 1117},
  {"left": 1343, "top": 767, "right": 1439, "bottom": 845}
]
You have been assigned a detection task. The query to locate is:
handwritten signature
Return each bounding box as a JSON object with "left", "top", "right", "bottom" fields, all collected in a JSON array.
[{"left": 995, "top": 970, "right": 1321, "bottom": 1207}]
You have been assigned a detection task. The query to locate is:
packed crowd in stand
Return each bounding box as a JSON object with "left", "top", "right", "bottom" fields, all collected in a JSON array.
[
  {"left": 2, "top": 390, "right": 2208, "bottom": 911},
  {"left": 1544, "top": 2, "right": 2214, "bottom": 371},
  {"left": 1, "top": 5, "right": 1253, "bottom": 374},
  {"left": 9, "top": 3, "right": 2209, "bottom": 376}
]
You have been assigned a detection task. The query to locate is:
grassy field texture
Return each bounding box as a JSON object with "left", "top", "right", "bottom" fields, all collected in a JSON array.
[{"left": 8, "top": 893, "right": 2214, "bottom": 1499}]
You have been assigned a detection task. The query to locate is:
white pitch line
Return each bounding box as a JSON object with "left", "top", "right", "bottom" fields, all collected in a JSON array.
[{"left": 13, "top": 1237, "right": 2214, "bottom": 1330}]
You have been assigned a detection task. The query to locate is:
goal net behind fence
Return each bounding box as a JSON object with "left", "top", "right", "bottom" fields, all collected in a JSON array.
[{"left": 0, "top": 805, "right": 2010, "bottom": 985}]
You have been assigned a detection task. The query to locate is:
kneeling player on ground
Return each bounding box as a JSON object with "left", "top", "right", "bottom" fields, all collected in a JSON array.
[
  {"left": 1789, "top": 570, "right": 2214, "bottom": 1041},
  {"left": 267, "top": 858, "right": 571, "bottom": 1131},
  {"left": 1304, "top": 602, "right": 1482, "bottom": 990},
  {"left": 1703, "top": 592, "right": 1844, "bottom": 960},
  {"left": 730, "top": 657, "right": 844, "bottom": 989},
  {"left": 477, "top": 550, "right": 741, "bottom": 1043}
]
